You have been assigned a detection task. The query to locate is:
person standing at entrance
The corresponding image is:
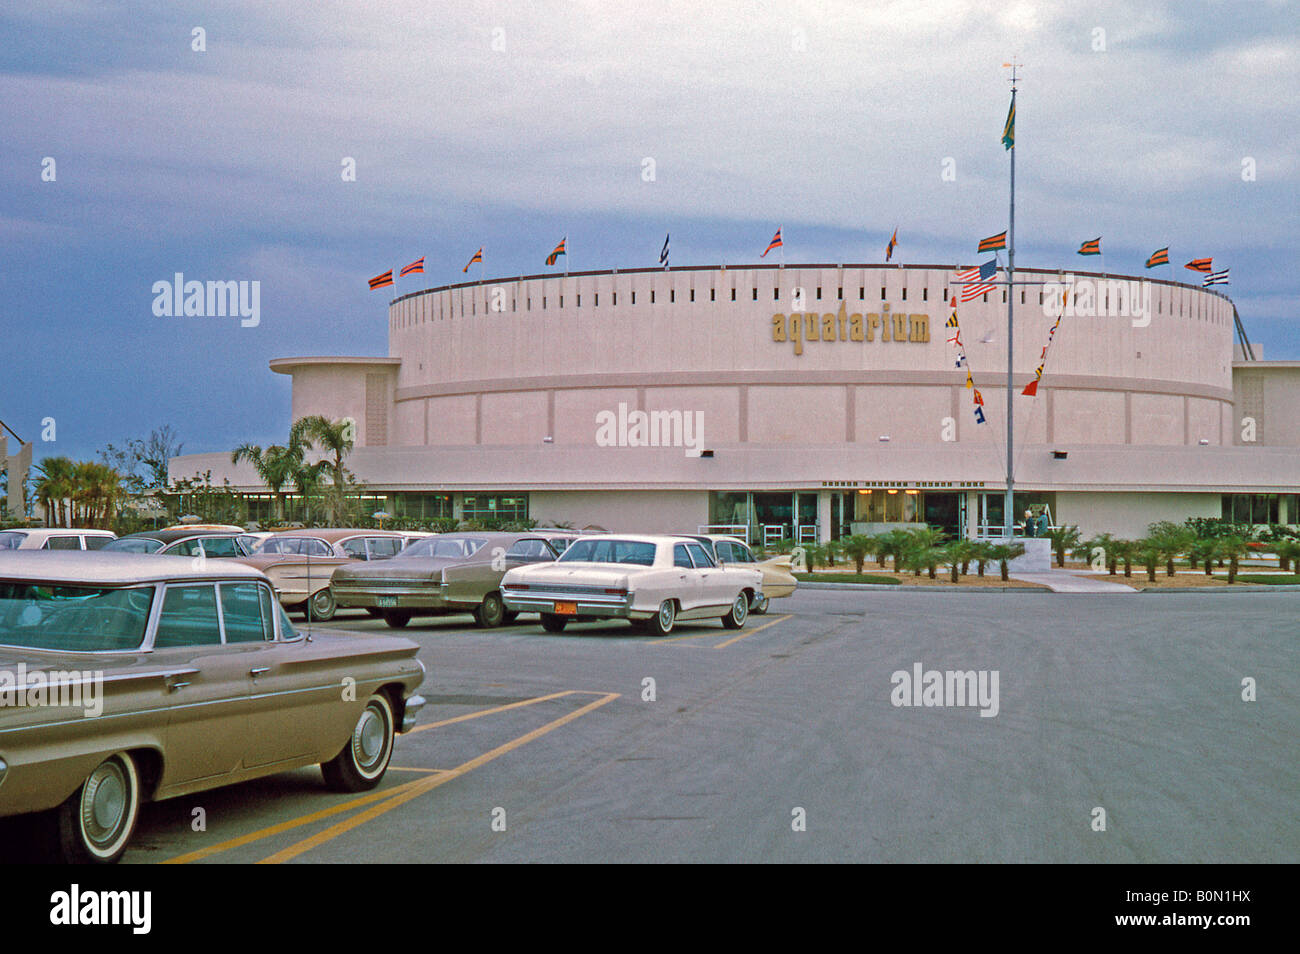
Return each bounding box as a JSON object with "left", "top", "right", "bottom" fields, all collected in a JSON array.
[{"left": 1023, "top": 509, "right": 1036, "bottom": 537}]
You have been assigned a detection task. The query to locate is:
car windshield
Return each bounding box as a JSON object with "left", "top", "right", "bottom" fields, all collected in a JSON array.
[
  {"left": 0, "top": 532, "right": 28, "bottom": 550},
  {"left": 253, "top": 537, "right": 326, "bottom": 556},
  {"left": 557, "top": 539, "right": 657, "bottom": 566},
  {"left": 0, "top": 582, "right": 155, "bottom": 651},
  {"left": 398, "top": 537, "right": 487, "bottom": 559},
  {"left": 102, "top": 537, "right": 164, "bottom": 554}
]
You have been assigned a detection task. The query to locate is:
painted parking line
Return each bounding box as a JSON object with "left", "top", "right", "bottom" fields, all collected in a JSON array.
[
  {"left": 647, "top": 614, "right": 790, "bottom": 648},
  {"left": 257, "top": 691, "right": 620, "bottom": 864},
  {"left": 160, "top": 689, "right": 617, "bottom": 865},
  {"left": 407, "top": 688, "right": 593, "bottom": 734}
]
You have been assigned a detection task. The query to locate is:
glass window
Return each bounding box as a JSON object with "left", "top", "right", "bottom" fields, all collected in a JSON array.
[
  {"left": 674, "top": 544, "right": 693, "bottom": 568},
  {"left": 199, "top": 537, "right": 243, "bottom": 557},
  {"left": 43, "top": 535, "right": 82, "bottom": 550},
  {"left": 686, "top": 543, "right": 715, "bottom": 568},
  {"left": 341, "top": 538, "right": 368, "bottom": 559},
  {"left": 399, "top": 536, "right": 487, "bottom": 559},
  {"left": 0, "top": 583, "right": 153, "bottom": 651},
  {"left": 0, "top": 531, "right": 27, "bottom": 549},
  {"left": 560, "top": 539, "right": 657, "bottom": 566},
  {"left": 104, "top": 537, "right": 163, "bottom": 554},
  {"left": 153, "top": 584, "right": 222, "bottom": 647},
  {"left": 83, "top": 536, "right": 112, "bottom": 551},
  {"left": 506, "top": 538, "right": 554, "bottom": 560},
  {"left": 220, "top": 583, "right": 274, "bottom": 643},
  {"left": 165, "top": 538, "right": 204, "bottom": 557},
  {"left": 366, "top": 537, "right": 401, "bottom": 559}
]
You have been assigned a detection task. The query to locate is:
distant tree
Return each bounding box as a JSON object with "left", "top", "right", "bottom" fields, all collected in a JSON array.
[
  {"left": 1044, "top": 524, "right": 1081, "bottom": 568},
  {"left": 231, "top": 442, "right": 304, "bottom": 522},
  {"left": 838, "top": 535, "right": 876, "bottom": 575},
  {"left": 985, "top": 541, "right": 1026, "bottom": 582}
]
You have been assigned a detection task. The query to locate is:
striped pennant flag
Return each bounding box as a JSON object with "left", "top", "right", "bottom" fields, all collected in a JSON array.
[
  {"left": 885, "top": 227, "right": 899, "bottom": 262},
  {"left": 368, "top": 269, "right": 394, "bottom": 290},
  {"left": 1184, "top": 257, "right": 1213, "bottom": 273},
  {"left": 977, "top": 231, "right": 1007, "bottom": 253},
  {"left": 1203, "top": 268, "right": 1230, "bottom": 286},
  {"left": 546, "top": 237, "right": 567, "bottom": 266},
  {"left": 1077, "top": 237, "right": 1101, "bottom": 256},
  {"left": 1145, "top": 247, "right": 1169, "bottom": 268},
  {"left": 462, "top": 247, "right": 483, "bottom": 273},
  {"left": 659, "top": 233, "right": 670, "bottom": 266},
  {"left": 400, "top": 256, "right": 425, "bottom": 277},
  {"left": 761, "top": 227, "right": 783, "bottom": 258},
  {"left": 954, "top": 264, "right": 997, "bottom": 302}
]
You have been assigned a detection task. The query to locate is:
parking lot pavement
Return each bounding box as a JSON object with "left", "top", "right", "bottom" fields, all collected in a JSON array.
[{"left": 6, "top": 589, "right": 1294, "bottom": 864}]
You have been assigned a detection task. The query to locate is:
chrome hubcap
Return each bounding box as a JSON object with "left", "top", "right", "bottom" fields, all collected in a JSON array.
[
  {"left": 354, "top": 707, "right": 387, "bottom": 769},
  {"left": 82, "top": 764, "right": 126, "bottom": 845}
]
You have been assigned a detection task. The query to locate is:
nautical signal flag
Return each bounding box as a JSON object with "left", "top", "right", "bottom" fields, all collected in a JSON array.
[
  {"left": 978, "top": 231, "right": 1007, "bottom": 253},
  {"left": 368, "top": 269, "right": 393, "bottom": 290},
  {"left": 946, "top": 313, "right": 959, "bottom": 329},
  {"left": 463, "top": 247, "right": 483, "bottom": 273},
  {"left": 400, "top": 257, "right": 425, "bottom": 278},
  {"left": 1145, "top": 247, "right": 1170, "bottom": 268},
  {"left": 1077, "top": 238, "right": 1101, "bottom": 256},
  {"left": 659, "top": 233, "right": 670, "bottom": 266},
  {"left": 965, "top": 371, "right": 974, "bottom": 389},
  {"left": 1001, "top": 97, "right": 1015, "bottom": 150},
  {"left": 972, "top": 388, "right": 984, "bottom": 406},
  {"left": 1203, "top": 268, "right": 1230, "bottom": 286},
  {"left": 1184, "top": 258, "right": 1213, "bottom": 273},
  {"left": 1022, "top": 379, "right": 1038, "bottom": 397},
  {"left": 546, "top": 237, "right": 567, "bottom": 266},
  {"left": 974, "top": 406, "right": 987, "bottom": 424},
  {"left": 886, "top": 228, "right": 898, "bottom": 262},
  {"left": 762, "top": 228, "right": 783, "bottom": 258}
]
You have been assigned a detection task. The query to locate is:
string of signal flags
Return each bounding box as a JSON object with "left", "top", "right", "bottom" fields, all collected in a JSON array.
[{"left": 366, "top": 229, "right": 1228, "bottom": 290}]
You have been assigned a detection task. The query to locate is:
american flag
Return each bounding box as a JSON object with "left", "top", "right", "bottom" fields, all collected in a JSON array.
[
  {"left": 1203, "top": 268, "right": 1229, "bottom": 286},
  {"left": 953, "top": 265, "right": 997, "bottom": 302}
]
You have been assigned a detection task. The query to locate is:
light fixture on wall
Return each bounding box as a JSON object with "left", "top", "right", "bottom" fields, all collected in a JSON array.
[
  {"left": 886, "top": 489, "right": 899, "bottom": 495},
  {"left": 905, "top": 489, "right": 919, "bottom": 495},
  {"left": 878, "top": 435, "right": 891, "bottom": 442},
  {"left": 1052, "top": 450, "right": 1068, "bottom": 460},
  {"left": 1198, "top": 438, "right": 1210, "bottom": 445},
  {"left": 543, "top": 436, "right": 554, "bottom": 443}
]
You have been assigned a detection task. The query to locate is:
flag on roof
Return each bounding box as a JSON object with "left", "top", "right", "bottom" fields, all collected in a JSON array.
[
  {"left": 400, "top": 257, "right": 424, "bottom": 278},
  {"left": 659, "top": 233, "right": 670, "bottom": 266},
  {"left": 1077, "top": 238, "right": 1101, "bottom": 256},
  {"left": 546, "top": 237, "right": 567, "bottom": 266},
  {"left": 1203, "top": 268, "right": 1230, "bottom": 286},
  {"left": 1145, "top": 247, "right": 1169, "bottom": 268},
  {"left": 368, "top": 269, "right": 393, "bottom": 290},
  {"left": 885, "top": 228, "right": 898, "bottom": 262},
  {"left": 761, "top": 228, "right": 783, "bottom": 258},
  {"left": 978, "top": 231, "right": 1007, "bottom": 253},
  {"left": 1184, "top": 257, "right": 1213, "bottom": 273},
  {"left": 462, "top": 247, "right": 483, "bottom": 273}
]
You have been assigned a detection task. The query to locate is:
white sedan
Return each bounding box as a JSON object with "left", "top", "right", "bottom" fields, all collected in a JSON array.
[{"left": 500, "top": 534, "right": 764, "bottom": 635}]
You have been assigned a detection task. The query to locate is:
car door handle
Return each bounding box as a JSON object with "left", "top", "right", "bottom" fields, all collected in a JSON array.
[
  {"left": 167, "top": 680, "right": 190, "bottom": 692},
  {"left": 250, "top": 667, "right": 271, "bottom": 677}
]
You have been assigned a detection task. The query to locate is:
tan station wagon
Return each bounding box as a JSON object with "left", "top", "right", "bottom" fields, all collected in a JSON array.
[{"left": 0, "top": 552, "right": 426, "bottom": 863}]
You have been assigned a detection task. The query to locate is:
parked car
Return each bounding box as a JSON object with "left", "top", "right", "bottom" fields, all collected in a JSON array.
[
  {"left": 330, "top": 532, "right": 558, "bottom": 629},
  {"left": 0, "top": 529, "right": 117, "bottom": 551},
  {"left": 0, "top": 551, "right": 426, "bottom": 864},
  {"left": 500, "top": 534, "right": 764, "bottom": 635},
  {"left": 233, "top": 529, "right": 421, "bottom": 621},
  {"left": 672, "top": 534, "right": 798, "bottom": 613},
  {"left": 101, "top": 529, "right": 252, "bottom": 558}
]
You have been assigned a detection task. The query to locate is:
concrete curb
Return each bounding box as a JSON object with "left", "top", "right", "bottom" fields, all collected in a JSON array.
[{"left": 796, "top": 581, "right": 1049, "bottom": 593}]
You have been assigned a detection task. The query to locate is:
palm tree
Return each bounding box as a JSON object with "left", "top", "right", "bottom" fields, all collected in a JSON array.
[
  {"left": 1136, "top": 538, "right": 1163, "bottom": 583},
  {"left": 985, "top": 541, "right": 1026, "bottom": 582},
  {"left": 971, "top": 540, "right": 996, "bottom": 577},
  {"left": 1217, "top": 535, "right": 1250, "bottom": 584},
  {"left": 1044, "top": 524, "right": 1081, "bottom": 568},
  {"left": 880, "top": 528, "right": 914, "bottom": 573},
  {"left": 1189, "top": 537, "right": 1220, "bottom": 576},
  {"left": 34, "top": 456, "right": 76, "bottom": 527},
  {"left": 231, "top": 442, "right": 304, "bottom": 523},
  {"left": 903, "top": 528, "right": 947, "bottom": 578},
  {"left": 1110, "top": 538, "right": 1138, "bottom": 578},
  {"left": 838, "top": 534, "right": 876, "bottom": 575},
  {"left": 1273, "top": 539, "right": 1300, "bottom": 573},
  {"left": 947, "top": 539, "right": 977, "bottom": 576},
  {"left": 292, "top": 415, "right": 355, "bottom": 523}
]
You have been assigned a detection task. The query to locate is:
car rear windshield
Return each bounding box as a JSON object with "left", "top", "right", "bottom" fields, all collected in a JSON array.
[
  {"left": 0, "top": 582, "right": 155, "bottom": 651},
  {"left": 399, "top": 537, "right": 487, "bottom": 559},
  {"left": 0, "top": 532, "right": 28, "bottom": 550},
  {"left": 103, "top": 537, "right": 163, "bottom": 554},
  {"left": 558, "top": 539, "right": 657, "bottom": 566}
]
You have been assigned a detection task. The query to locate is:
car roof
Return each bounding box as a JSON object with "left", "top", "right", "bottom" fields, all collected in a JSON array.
[
  {"left": 0, "top": 551, "right": 269, "bottom": 584},
  {"left": 115, "top": 529, "right": 244, "bottom": 543},
  {"left": 263, "top": 528, "right": 408, "bottom": 543},
  {"left": 570, "top": 534, "right": 699, "bottom": 546},
  {"left": 6, "top": 528, "right": 117, "bottom": 538}
]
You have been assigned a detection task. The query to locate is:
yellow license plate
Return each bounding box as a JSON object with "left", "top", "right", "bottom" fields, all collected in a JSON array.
[{"left": 554, "top": 601, "right": 577, "bottom": 615}]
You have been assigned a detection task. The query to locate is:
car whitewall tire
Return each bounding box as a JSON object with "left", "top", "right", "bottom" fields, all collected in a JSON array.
[
  {"left": 322, "top": 693, "right": 396, "bottom": 792},
  {"left": 56, "top": 752, "right": 141, "bottom": 864}
]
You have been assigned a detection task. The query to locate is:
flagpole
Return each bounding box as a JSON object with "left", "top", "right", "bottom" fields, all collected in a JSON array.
[{"left": 1003, "top": 64, "right": 1018, "bottom": 540}]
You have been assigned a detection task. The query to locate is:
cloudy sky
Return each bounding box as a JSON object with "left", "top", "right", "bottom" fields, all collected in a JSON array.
[{"left": 2, "top": 0, "right": 1296, "bottom": 465}]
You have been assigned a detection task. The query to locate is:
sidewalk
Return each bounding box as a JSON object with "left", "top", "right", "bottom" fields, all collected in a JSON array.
[{"left": 1008, "top": 569, "right": 1139, "bottom": 593}]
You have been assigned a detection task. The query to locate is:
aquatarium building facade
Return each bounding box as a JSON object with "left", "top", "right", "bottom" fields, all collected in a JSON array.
[{"left": 172, "top": 263, "right": 1300, "bottom": 542}]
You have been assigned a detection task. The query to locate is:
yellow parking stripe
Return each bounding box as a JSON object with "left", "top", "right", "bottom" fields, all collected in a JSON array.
[
  {"left": 407, "top": 689, "right": 577, "bottom": 733},
  {"left": 256, "top": 691, "right": 620, "bottom": 864},
  {"left": 712, "top": 614, "right": 790, "bottom": 649},
  {"left": 160, "top": 689, "right": 617, "bottom": 865}
]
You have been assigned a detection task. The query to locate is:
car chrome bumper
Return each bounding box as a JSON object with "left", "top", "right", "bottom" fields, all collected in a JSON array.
[
  {"left": 502, "top": 591, "right": 637, "bottom": 619},
  {"left": 332, "top": 583, "right": 451, "bottom": 609},
  {"left": 400, "top": 694, "right": 426, "bottom": 733}
]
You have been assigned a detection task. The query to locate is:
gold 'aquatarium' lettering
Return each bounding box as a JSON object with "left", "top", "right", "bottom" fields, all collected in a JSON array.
[{"left": 771, "top": 301, "right": 930, "bottom": 355}]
